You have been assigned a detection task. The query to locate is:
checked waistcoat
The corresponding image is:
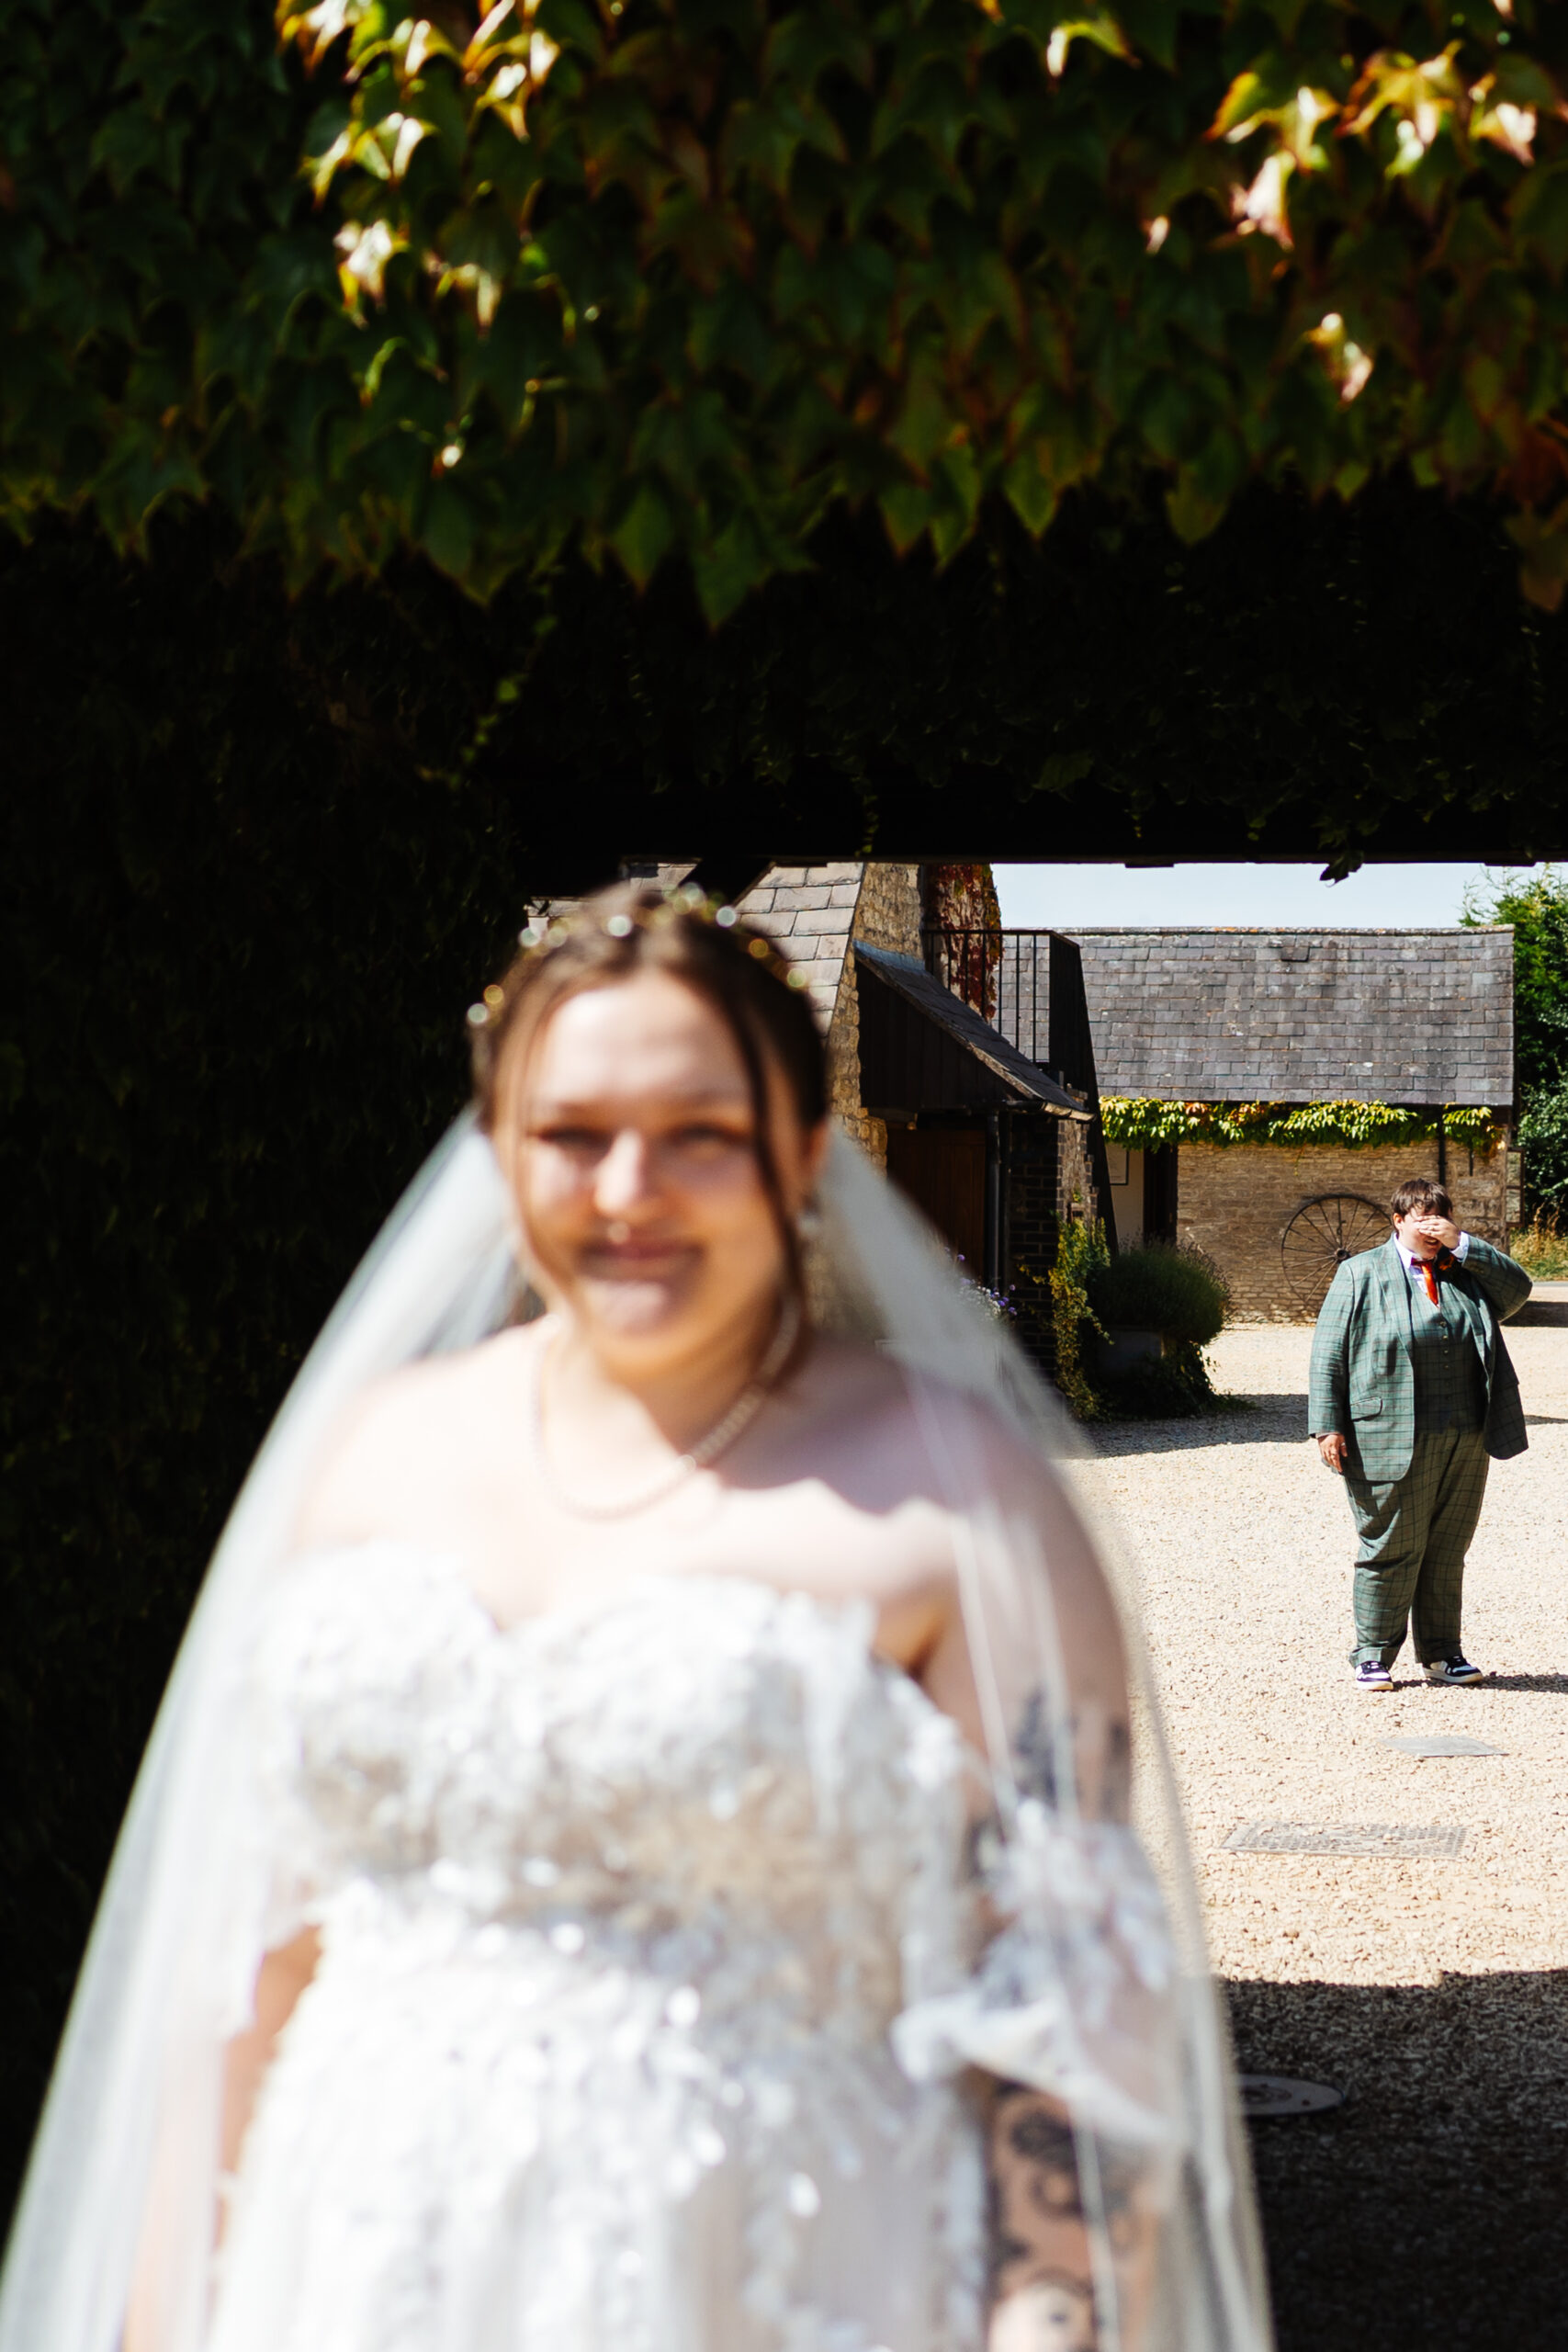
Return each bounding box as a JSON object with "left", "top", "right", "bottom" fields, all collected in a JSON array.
[{"left": 1404, "top": 1263, "right": 1486, "bottom": 1434}]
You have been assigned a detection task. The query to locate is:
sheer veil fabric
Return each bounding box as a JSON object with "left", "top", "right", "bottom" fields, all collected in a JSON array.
[{"left": 0, "top": 1120, "right": 1272, "bottom": 2352}]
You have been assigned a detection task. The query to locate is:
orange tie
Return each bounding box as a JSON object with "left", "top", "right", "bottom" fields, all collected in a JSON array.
[{"left": 1419, "top": 1250, "right": 1455, "bottom": 1306}]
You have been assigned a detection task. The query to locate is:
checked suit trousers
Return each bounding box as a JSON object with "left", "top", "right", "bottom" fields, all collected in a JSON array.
[
  {"left": 1346, "top": 1425, "right": 1490, "bottom": 1668},
  {"left": 1346, "top": 1269, "right": 1489, "bottom": 1668}
]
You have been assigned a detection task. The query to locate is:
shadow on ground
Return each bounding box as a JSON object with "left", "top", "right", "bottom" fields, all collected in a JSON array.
[
  {"left": 1227, "top": 1971, "right": 1568, "bottom": 2351},
  {"left": 1094, "top": 1400, "right": 1568, "bottom": 1449},
  {"left": 1092, "top": 1397, "right": 1307, "bottom": 1450}
]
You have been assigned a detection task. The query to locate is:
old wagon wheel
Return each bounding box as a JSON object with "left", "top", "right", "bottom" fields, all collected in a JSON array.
[{"left": 1280, "top": 1193, "right": 1389, "bottom": 1315}]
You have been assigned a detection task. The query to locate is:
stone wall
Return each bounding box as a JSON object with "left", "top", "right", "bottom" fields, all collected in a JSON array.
[
  {"left": 1178, "top": 1137, "right": 1510, "bottom": 1323},
  {"left": 739, "top": 860, "right": 925, "bottom": 1170},
  {"left": 851, "top": 863, "right": 923, "bottom": 955},
  {"left": 837, "top": 865, "right": 922, "bottom": 1166},
  {"left": 1003, "top": 1112, "right": 1104, "bottom": 1371}
]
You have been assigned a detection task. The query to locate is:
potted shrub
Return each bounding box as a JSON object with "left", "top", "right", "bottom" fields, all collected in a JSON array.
[{"left": 1085, "top": 1243, "right": 1230, "bottom": 1415}]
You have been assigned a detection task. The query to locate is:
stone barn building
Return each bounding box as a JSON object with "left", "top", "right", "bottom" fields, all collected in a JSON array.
[
  {"left": 1066, "top": 925, "right": 1517, "bottom": 1322},
  {"left": 733, "top": 863, "right": 1111, "bottom": 1366}
]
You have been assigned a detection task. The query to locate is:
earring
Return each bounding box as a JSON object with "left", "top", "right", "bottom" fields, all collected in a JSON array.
[{"left": 796, "top": 1201, "right": 823, "bottom": 1240}]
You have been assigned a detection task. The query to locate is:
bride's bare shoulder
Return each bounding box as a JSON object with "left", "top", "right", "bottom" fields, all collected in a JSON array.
[
  {"left": 811, "top": 1335, "right": 1107, "bottom": 1552},
  {"left": 294, "top": 1323, "right": 544, "bottom": 1544},
  {"left": 801, "top": 1332, "right": 1054, "bottom": 1468}
]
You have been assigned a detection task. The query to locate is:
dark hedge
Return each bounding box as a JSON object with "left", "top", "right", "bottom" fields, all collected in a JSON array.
[
  {"left": 472, "top": 474, "right": 1568, "bottom": 876},
  {"left": 0, "top": 514, "right": 543, "bottom": 2217}
]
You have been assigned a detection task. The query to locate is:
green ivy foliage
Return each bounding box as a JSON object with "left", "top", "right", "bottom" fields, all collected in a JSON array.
[
  {"left": 8, "top": 1, "right": 1568, "bottom": 618},
  {"left": 1463, "top": 864, "right": 1568, "bottom": 1092},
  {"left": 1517, "top": 1079, "right": 1568, "bottom": 1212},
  {"left": 1465, "top": 865, "right": 1568, "bottom": 1210},
  {"left": 1100, "top": 1095, "right": 1506, "bottom": 1149},
  {"left": 1035, "top": 1216, "right": 1107, "bottom": 1419}
]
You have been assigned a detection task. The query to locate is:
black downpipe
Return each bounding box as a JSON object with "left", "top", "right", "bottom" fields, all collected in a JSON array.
[{"left": 985, "top": 1111, "right": 1005, "bottom": 1291}]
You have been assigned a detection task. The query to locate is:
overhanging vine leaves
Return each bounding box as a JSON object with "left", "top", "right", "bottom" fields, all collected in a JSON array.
[{"left": 6, "top": 4, "right": 1568, "bottom": 617}]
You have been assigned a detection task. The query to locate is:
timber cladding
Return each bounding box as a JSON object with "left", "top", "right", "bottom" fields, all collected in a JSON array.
[{"left": 1178, "top": 1138, "right": 1509, "bottom": 1324}]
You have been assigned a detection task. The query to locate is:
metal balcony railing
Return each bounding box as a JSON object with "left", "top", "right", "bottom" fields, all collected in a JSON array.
[{"left": 921, "top": 928, "right": 1071, "bottom": 1078}]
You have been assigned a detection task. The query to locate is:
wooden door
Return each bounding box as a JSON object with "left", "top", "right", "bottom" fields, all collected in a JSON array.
[{"left": 886, "top": 1125, "right": 987, "bottom": 1277}]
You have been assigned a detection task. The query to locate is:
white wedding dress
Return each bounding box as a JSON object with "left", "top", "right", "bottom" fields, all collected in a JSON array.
[
  {"left": 214, "top": 1547, "right": 987, "bottom": 2352},
  {"left": 0, "top": 1131, "right": 1273, "bottom": 2352}
]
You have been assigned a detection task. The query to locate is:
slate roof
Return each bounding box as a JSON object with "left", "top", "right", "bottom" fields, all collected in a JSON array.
[
  {"left": 1066, "top": 927, "right": 1515, "bottom": 1107},
  {"left": 739, "top": 863, "right": 865, "bottom": 1027},
  {"left": 855, "top": 945, "right": 1089, "bottom": 1115}
]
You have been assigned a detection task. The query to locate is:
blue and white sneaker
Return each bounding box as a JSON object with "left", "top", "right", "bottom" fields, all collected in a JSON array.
[
  {"left": 1354, "top": 1659, "right": 1393, "bottom": 1692},
  {"left": 1423, "top": 1655, "right": 1483, "bottom": 1684}
]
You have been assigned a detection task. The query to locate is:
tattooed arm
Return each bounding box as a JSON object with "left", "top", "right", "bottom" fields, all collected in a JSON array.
[
  {"left": 912, "top": 1415, "right": 1164, "bottom": 2351},
  {"left": 986, "top": 2087, "right": 1103, "bottom": 2352},
  {"left": 980, "top": 1693, "right": 1148, "bottom": 2352},
  {"left": 1012, "top": 1686, "right": 1134, "bottom": 1824}
]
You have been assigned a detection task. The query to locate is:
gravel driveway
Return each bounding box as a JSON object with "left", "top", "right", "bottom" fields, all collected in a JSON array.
[{"left": 1070, "top": 1308, "right": 1568, "bottom": 2352}]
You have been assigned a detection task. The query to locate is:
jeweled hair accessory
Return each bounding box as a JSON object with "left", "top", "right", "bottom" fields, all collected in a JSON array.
[{"left": 466, "top": 882, "right": 807, "bottom": 1029}]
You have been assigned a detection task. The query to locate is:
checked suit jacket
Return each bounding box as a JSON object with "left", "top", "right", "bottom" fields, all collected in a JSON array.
[{"left": 1308, "top": 1234, "right": 1531, "bottom": 1484}]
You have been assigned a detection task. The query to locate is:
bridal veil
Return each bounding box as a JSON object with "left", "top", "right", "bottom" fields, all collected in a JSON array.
[{"left": 0, "top": 1116, "right": 1273, "bottom": 2352}]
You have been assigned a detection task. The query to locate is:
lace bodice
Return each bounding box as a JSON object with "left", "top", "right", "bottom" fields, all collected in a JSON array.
[
  {"left": 209, "top": 1550, "right": 985, "bottom": 2352},
  {"left": 251, "top": 1547, "right": 972, "bottom": 2024}
]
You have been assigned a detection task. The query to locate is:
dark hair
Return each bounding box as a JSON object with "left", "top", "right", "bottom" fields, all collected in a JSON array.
[
  {"left": 1390, "top": 1175, "right": 1453, "bottom": 1222},
  {"left": 469, "top": 882, "right": 829, "bottom": 1292}
]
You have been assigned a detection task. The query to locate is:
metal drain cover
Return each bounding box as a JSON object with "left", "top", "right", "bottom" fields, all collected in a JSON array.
[
  {"left": 1383, "top": 1735, "right": 1503, "bottom": 1758},
  {"left": 1239, "top": 2075, "right": 1345, "bottom": 2119},
  {"left": 1224, "top": 1821, "right": 1465, "bottom": 1857}
]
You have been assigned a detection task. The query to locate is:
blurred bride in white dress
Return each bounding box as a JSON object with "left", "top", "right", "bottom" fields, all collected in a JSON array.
[{"left": 0, "top": 887, "right": 1271, "bottom": 2352}]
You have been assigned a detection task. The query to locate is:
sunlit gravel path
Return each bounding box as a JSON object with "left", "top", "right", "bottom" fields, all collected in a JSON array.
[{"left": 1069, "top": 1310, "right": 1568, "bottom": 2352}]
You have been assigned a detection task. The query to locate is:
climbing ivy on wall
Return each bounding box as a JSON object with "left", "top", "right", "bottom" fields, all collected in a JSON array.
[
  {"left": 8, "top": 2, "right": 1568, "bottom": 616},
  {"left": 1100, "top": 1097, "right": 1506, "bottom": 1150},
  {"left": 924, "top": 863, "right": 1001, "bottom": 1014}
]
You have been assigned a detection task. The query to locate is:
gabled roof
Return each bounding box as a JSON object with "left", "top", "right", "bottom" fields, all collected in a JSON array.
[
  {"left": 855, "top": 944, "right": 1089, "bottom": 1116},
  {"left": 738, "top": 863, "right": 865, "bottom": 1026},
  {"left": 1067, "top": 926, "right": 1514, "bottom": 1107}
]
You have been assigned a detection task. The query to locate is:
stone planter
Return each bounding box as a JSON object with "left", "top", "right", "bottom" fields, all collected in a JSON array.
[{"left": 1090, "top": 1327, "right": 1166, "bottom": 1379}]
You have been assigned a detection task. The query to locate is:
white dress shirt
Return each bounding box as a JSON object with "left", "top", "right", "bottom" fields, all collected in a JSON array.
[{"left": 1396, "top": 1232, "right": 1471, "bottom": 1276}]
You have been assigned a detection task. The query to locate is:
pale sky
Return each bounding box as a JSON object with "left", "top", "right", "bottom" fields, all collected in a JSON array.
[{"left": 993, "top": 863, "right": 1540, "bottom": 931}]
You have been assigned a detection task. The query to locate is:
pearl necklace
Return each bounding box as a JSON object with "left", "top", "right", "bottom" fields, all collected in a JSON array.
[{"left": 528, "top": 1297, "right": 803, "bottom": 1521}]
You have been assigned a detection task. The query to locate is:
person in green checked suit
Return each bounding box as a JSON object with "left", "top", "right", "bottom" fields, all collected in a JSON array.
[{"left": 1308, "top": 1174, "right": 1531, "bottom": 1692}]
